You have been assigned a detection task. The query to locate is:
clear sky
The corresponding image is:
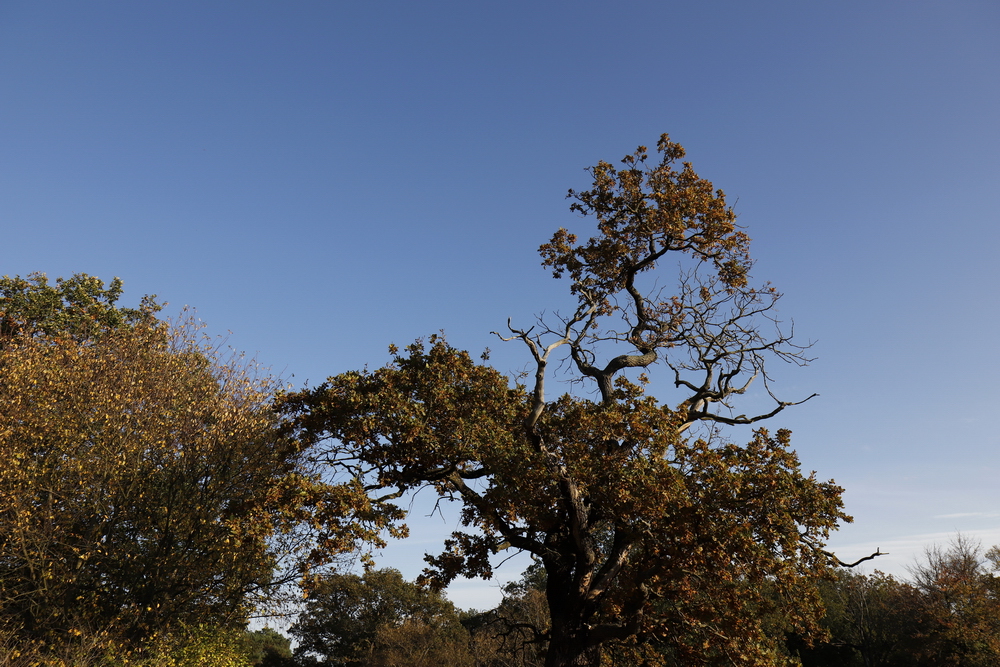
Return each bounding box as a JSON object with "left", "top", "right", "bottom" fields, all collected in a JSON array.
[{"left": 2, "top": 0, "right": 999, "bottom": 610}]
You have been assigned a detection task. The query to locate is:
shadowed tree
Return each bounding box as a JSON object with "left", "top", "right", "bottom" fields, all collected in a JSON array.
[
  {"left": 290, "top": 568, "right": 471, "bottom": 667},
  {"left": 791, "top": 570, "right": 920, "bottom": 667}
]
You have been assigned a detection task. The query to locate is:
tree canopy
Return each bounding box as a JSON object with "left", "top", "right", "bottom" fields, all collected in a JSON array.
[
  {"left": 3, "top": 139, "right": 997, "bottom": 666},
  {"left": 0, "top": 275, "right": 396, "bottom": 653},
  {"left": 280, "top": 135, "right": 850, "bottom": 667},
  {"left": 291, "top": 567, "right": 472, "bottom": 667},
  {"left": 0, "top": 272, "right": 159, "bottom": 342}
]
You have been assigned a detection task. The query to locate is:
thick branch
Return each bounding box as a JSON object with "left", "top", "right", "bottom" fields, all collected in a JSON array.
[
  {"left": 444, "top": 472, "right": 542, "bottom": 555},
  {"left": 828, "top": 548, "right": 888, "bottom": 568}
]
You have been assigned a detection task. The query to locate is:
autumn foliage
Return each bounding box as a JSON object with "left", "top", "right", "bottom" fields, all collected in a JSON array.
[
  {"left": 0, "top": 275, "right": 390, "bottom": 659},
  {"left": 0, "top": 136, "right": 997, "bottom": 666},
  {"left": 0, "top": 320, "right": 289, "bottom": 637},
  {"left": 280, "top": 135, "right": 849, "bottom": 667}
]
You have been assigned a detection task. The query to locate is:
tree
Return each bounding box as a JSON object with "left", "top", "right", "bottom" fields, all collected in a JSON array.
[
  {"left": 280, "top": 135, "right": 850, "bottom": 667},
  {"left": 246, "top": 627, "right": 295, "bottom": 667},
  {"left": 290, "top": 568, "right": 471, "bottom": 666},
  {"left": 906, "top": 535, "right": 1000, "bottom": 666},
  {"left": 367, "top": 617, "right": 474, "bottom": 667},
  {"left": 791, "top": 570, "right": 920, "bottom": 667},
  {"left": 0, "top": 287, "right": 388, "bottom": 648},
  {"left": 0, "top": 272, "right": 159, "bottom": 342}
]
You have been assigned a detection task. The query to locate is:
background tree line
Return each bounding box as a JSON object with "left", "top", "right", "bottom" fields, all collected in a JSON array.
[
  {"left": 223, "top": 537, "right": 1000, "bottom": 667},
  {"left": 2, "top": 136, "right": 995, "bottom": 666}
]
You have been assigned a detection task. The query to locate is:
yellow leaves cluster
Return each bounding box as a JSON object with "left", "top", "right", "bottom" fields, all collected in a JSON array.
[
  {"left": 0, "top": 316, "right": 322, "bottom": 642},
  {"left": 0, "top": 622, "right": 258, "bottom": 667},
  {"left": 542, "top": 133, "right": 749, "bottom": 305}
]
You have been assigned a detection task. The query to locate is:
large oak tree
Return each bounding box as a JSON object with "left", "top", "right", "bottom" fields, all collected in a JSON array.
[{"left": 281, "top": 136, "right": 851, "bottom": 667}]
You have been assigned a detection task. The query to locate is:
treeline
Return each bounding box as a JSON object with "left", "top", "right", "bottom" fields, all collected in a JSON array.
[
  {"left": 248, "top": 536, "right": 1000, "bottom": 667},
  {"left": 795, "top": 535, "right": 1000, "bottom": 666}
]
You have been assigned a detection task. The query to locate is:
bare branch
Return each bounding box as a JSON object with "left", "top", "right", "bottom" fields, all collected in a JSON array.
[{"left": 830, "top": 548, "right": 888, "bottom": 568}]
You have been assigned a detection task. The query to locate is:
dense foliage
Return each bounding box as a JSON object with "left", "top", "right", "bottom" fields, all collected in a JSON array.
[
  {"left": 291, "top": 568, "right": 472, "bottom": 666},
  {"left": 0, "top": 272, "right": 159, "bottom": 342},
  {"left": 0, "top": 274, "right": 390, "bottom": 658}
]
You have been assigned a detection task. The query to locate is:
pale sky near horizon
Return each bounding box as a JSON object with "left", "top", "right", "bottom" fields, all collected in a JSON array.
[{"left": 2, "top": 1, "right": 999, "bottom": 611}]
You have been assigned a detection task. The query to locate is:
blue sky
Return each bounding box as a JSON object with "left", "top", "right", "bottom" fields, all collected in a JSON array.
[{"left": 2, "top": 0, "right": 999, "bottom": 609}]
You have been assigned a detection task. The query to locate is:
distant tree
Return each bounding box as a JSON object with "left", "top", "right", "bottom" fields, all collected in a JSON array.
[
  {"left": 290, "top": 568, "right": 471, "bottom": 667},
  {"left": 791, "top": 570, "right": 920, "bottom": 667},
  {"left": 281, "top": 135, "right": 851, "bottom": 667},
  {"left": 368, "top": 616, "right": 474, "bottom": 667},
  {"left": 906, "top": 535, "right": 1000, "bottom": 666},
  {"left": 246, "top": 627, "right": 295, "bottom": 667}
]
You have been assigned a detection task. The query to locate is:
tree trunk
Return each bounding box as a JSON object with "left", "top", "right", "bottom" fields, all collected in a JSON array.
[
  {"left": 545, "top": 636, "right": 601, "bottom": 667},
  {"left": 544, "top": 558, "right": 603, "bottom": 667}
]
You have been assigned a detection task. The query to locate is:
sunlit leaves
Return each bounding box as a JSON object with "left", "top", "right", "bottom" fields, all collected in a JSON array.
[
  {"left": 0, "top": 272, "right": 161, "bottom": 342},
  {"left": 0, "top": 311, "right": 361, "bottom": 645},
  {"left": 540, "top": 134, "right": 748, "bottom": 302}
]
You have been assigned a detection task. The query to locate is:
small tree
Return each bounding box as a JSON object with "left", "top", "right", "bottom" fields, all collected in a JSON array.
[
  {"left": 282, "top": 135, "right": 850, "bottom": 667},
  {"left": 907, "top": 536, "right": 1000, "bottom": 666},
  {"left": 290, "top": 568, "right": 471, "bottom": 666}
]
